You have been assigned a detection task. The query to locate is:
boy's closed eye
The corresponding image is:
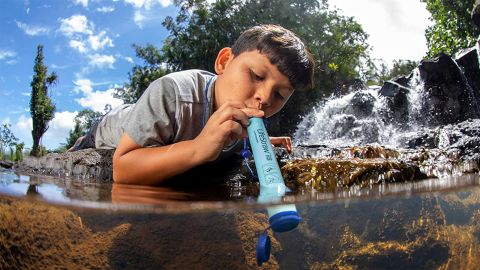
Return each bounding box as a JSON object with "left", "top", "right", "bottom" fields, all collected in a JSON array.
[
  {"left": 250, "top": 69, "right": 264, "bottom": 81},
  {"left": 275, "top": 91, "right": 286, "bottom": 100}
]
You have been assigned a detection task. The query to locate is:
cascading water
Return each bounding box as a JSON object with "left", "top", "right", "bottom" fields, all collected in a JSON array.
[
  {"left": 294, "top": 57, "right": 480, "bottom": 149},
  {"left": 294, "top": 69, "right": 423, "bottom": 147}
]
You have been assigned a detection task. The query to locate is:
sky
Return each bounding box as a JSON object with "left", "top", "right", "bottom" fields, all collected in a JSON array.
[{"left": 0, "top": 0, "right": 433, "bottom": 150}]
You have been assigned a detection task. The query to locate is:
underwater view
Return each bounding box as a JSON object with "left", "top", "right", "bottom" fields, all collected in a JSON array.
[{"left": 1, "top": 170, "right": 480, "bottom": 269}]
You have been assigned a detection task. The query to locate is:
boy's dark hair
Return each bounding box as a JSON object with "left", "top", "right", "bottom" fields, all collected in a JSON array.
[{"left": 232, "top": 24, "right": 315, "bottom": 90}]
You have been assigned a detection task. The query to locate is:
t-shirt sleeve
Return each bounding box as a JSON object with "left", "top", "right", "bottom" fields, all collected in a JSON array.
[{"left": 122, "top": 76, "right": 178, "bottom": 147}]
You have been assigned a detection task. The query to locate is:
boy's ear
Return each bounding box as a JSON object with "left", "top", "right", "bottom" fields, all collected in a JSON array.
[{"left": 214, "top": 47, "right": 233, "bottom": 75}]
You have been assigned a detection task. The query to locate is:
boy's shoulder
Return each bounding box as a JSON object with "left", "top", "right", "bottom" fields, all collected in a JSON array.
[
  {"left": 161, "top": 69, "right": 215, "bottom": 86},
  {"left": 151, "top": 69, "right": 215, "bottom": 99}
]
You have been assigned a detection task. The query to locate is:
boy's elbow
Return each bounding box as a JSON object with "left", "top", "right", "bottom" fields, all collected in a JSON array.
[{"left": 112, "top": 148, "right": 131, "bottom": 184}]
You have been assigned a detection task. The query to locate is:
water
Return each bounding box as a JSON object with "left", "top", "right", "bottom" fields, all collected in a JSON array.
[{"left": 1, "top": 168, "right": 480, "bottom": 269}]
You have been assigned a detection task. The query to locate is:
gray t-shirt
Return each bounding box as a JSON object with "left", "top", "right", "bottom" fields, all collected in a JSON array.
[{"left": 95, "top": 69, "right": 241, "bottom": 158}]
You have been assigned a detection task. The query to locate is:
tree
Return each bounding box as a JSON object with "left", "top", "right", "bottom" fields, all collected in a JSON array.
[
  {"left": 0, "top": 124, "right": 18, "bottom": 160},
  {"left": 114, "top": 44, "right": 170, "bottom": 103},
  {"left": 116, "top": 0, "right": 371, "bottom": 134},
  {"left": 65, "top": 109, "right": 104, "bottom": 149},
  {"left": 15, "top": 142, "right": 24, "bottom": 161},
  {"left": 421, "top": 0, "right": 479, "bottom": 57},
  {"left": 367, "top": 59, "right": 419, "bottom": 85},
  {"left": 30, "top": 45, "right": 57, "bottom": 157}
]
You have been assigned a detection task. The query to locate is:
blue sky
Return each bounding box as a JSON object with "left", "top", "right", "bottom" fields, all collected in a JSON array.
[{"left": 0, "top": 0, "right": 431, "bottom": 150}]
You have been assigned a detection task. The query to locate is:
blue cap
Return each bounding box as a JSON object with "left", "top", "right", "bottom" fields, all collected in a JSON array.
[
  {"left": 269, "top": 211, "right": 302, "bottom": 233},
  {"left": 256, "top": 232, "right": 271, "bottom": 266}
]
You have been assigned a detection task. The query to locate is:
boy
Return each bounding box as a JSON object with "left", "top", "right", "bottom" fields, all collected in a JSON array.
[{"left": 73, "top": 24, "right": 314, "bottom": 185}]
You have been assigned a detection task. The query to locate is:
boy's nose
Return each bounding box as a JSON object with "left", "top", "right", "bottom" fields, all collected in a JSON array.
[{"left": 254, "top": 87, "right": 272, "bottom": 108}]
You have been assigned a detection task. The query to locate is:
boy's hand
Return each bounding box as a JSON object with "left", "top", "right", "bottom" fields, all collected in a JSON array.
[
  {"left": 194, "top": 101, "right": 264, "bottom": 162},
  {"left": 270, "top": 136, "right": 292, "bottom": 153}
]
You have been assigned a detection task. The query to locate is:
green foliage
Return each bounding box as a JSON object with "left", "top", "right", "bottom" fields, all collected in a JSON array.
[
  {"left": 30, "top": 45, "right": 57, "bottom": 157},
  {"left": 65, "top": 109, "right": 104, "bottom": 149},
  {"left": 367, "top": 59, "right": 419, "bottom": 85},
  {"left": 421, "top": 0, "right": 479, "bottom": 57},
  {"left": 114, "top": 44, "right": 170, "bottom": 103},
  {"left": 0, "top": 124, "right": 18, "bottom": 160},
  {"left": 15, "top": 143, "right": 24, "bottom": 161},
  {"left": 116, "top": 0, "right": 371, "bottom": 134}
]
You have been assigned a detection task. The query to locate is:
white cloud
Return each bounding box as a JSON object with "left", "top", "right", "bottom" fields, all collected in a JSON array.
[
  {"left": 69, "top": 39, "right": 87, "bottom": 53},
  {"left": 72, "top": 0, "right": 88, "bottom": 8},
  {"left": 5, "top": 59, "right": 18, "bottom": 65},
  {"left": 59, "top": 15, "right": 115, "bottom": 56},
  {"left": 124, "top": 0, "right": 172, "bottom": 28},
  {"left": 11, "top": 115, "right": 32, "bottom": 148},
  {"left": 51, "top": 64, "right": 68, "bottom": 69},
  {"left": 16, "top": 20, "right": 50, "bottom": 36},
  {"left": 0, "top": 50, "right": 16, "bottom": 60},
  {"left": 88, "top": 30, "right": 114, "bottom": 51},
  {"left": 7, "top": 112, "right": 77, "bottom": 150},
  {"left": 133, "top": 10, "right": 148, "bottom": 28},
  {"left": 73, "top": 78, "right": 93, "bottom": 94},
  {"left": 43, "top": 111, "right": 78, "bottom": 146},
  {"left": 124, "top": 0, "right": 171, "bottom": 9},
  {"left": 97, "top": 6, "right": 115, "bottom": 13},
  {"left": 87, "top": 54, "right": 116, "bottom": 69},
  {"left": 73, "top": 79, "right": 123, "bottom": 112},
  {"left": 59, "top": 14, "right": 92, "bottom": 36}
]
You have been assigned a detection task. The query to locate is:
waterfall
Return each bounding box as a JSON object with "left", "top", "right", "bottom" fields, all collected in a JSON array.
[
  {"left": 293, "top": 58, "right": 480, "bottom": 148},
  {"left": 294, "top": 86, "right": 403, "bottom": 147}
]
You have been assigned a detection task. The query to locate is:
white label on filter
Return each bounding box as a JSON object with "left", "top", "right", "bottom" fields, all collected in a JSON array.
[{"left": 262, "top": 163, "right": 282, "bottom": 184}]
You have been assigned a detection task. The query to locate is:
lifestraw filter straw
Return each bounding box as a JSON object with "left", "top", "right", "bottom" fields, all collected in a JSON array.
[{"left": 246, "top": 117, "right": 302, "bottom": 266}]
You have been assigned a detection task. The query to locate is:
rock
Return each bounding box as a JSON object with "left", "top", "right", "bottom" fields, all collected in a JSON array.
[
  {"left": 456, "top": 47, "right": 480, "bottom": 103},
  {"left": 378, "top": 51, "right": 480, "bottom": 129},
  {"left": 418, "top": 53, "right": 480, "bottom": 126},
  {"left": 15, "top": 149, "right": 114, "bottom": 182},
  {"left": 344, "top": 91, "right": 376, "bottom": 118},
  {"left": 282, "top": 158, "right": 425, "bottom": 191},
  {"left": 0, "top": 160, "right": 14, "bottom": 169}
]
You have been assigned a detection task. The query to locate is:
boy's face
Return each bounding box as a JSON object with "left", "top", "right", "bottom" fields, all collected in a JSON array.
[{"left": 214, "top": 48, "right": 293, "bottom": 118}]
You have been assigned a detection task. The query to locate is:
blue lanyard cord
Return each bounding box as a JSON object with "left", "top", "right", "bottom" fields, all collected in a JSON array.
[
  {"left": 241, "top": 138, "right": 257, "bottom": 180},
  {"left": 202, "top": 76, "right": 215, "bottom": 128}
]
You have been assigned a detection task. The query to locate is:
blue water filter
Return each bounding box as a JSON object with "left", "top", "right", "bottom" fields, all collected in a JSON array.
[{"left": 246, "top": 117, "right": 302, "bottom": 265}]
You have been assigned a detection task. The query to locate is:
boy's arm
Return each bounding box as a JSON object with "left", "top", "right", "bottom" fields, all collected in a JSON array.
[
  {"left": 113, "top": 101, "right": 264, "bottom": 185},
  {"left": 113, "top": 134, "right": 204, "bottom": 185}
]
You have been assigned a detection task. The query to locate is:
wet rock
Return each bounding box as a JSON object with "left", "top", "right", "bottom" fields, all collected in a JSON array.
[
  {"left": 282, "top": 158, "right": 424, "bottom": 191},
  {"left": 344, "top": 91, "right": 376, "bottom": 118},
  {"left": 402, "top": 119, "right": 480, "bottom": 168},
  {"left": 379, "top": 80, "right": 410, "bottom": 126},
  {"left": 0, "top": 160, "right": 14, "bottom": 169},
  {"left": 418, "top": 53, "right": 480, "bottom": 126},
  {"left": 456, "top": 47, "right": 480, "bottom": 102},
  {"left": 15, "top": 149, "right": 114, "bottom": 182}
]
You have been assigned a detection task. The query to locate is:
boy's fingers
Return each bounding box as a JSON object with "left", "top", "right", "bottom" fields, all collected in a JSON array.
[
  {"left": 220, "top": 120, "right": 243, "bottom": 139},
  {"left": 214, "top": 103, "right": 264, "bottom": 126},
  {"left": 241, "top": 107, "right": 265, "bottom": 118},
  {"left": 213, "top": 106, "right": 250, "bottom": 126}
]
